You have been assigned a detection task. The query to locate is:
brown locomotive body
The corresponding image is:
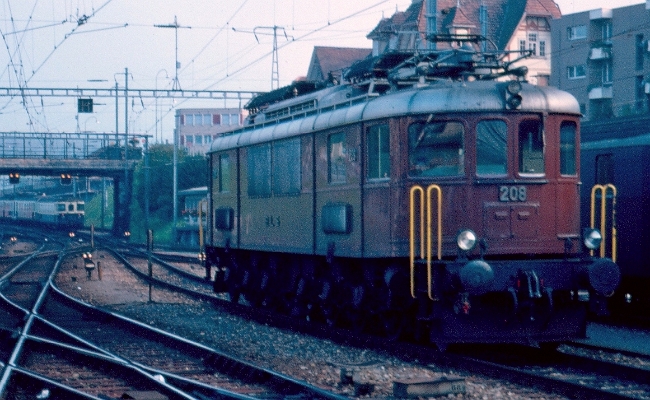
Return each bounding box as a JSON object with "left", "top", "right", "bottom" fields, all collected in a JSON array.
[{"left": 206, "top": 40, "right": 619, "bottom": 346}]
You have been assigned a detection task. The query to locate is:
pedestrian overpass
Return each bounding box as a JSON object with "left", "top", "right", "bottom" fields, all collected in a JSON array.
[{"left": 0, "top": 131, "right": 147, "bottom": 236}]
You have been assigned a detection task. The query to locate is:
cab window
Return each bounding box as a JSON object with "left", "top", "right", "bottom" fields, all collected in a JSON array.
[
  {"left": 409, "top": 120, "right": 464, "bottom": 177},
  {"left": 518, "top": 119, "right": 544, "bottom": 175},
  {"left": 560, "top": 121, "right": 577, "bottom": 175},
  {"left": 477, "top": 120, "right": 507, "bottom": 175},
  {"left": 77, "top": 203, "right": 84, "bottom": 211}
]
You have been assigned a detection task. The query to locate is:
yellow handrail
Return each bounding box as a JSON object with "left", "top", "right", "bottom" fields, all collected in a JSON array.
[
  {"left": 590, "top": 184, "right": 617, "bottom": 261},
  {"left": 409, "top": 184, "right": 442, "bottom": 300}
]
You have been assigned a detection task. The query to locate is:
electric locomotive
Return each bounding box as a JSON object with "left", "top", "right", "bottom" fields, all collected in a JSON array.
[
  {"left": 581, "top": 116, "right": 650, "bottom": 319},
  {"left": 206, "top": 35, "right": 620, "bottom": 346}
]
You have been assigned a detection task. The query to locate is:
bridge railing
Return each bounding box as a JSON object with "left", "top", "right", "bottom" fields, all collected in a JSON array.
[{"left": 0, "top": 132, "right": 143, "bottom": 160}]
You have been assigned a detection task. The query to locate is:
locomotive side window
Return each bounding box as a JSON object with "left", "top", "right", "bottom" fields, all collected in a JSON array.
[
  {"left": 76, "top": 203, "right": 84, "bottom": 211},
  {"left": 218, "top": 154, "right": 231, "bottom": 193},
  {"left": 68, "top": 204, "right": 74, "bottom": 212},
  {"left": 328, "top": 132, "right": 347, "bottom": 184},
  {"left": 57, "top": 204, "right": 65, "bottom": 212},
  {"left": 560, "top": 121, "right": 577, "bottom": 175},
  {"left": 596, "top": 154, "right": 614, "bottom": 184},
  {"left": 477, "top": 120, "right": 507, "bottom": 175},
  {"left": 518, "top": 119, "right": 545, "bottom": 175},
  {"left": 408, "top": 120, "right": 464, "bottom": 177},
  {"left": 367, "top": 124, "right": 390, "bottom": 180},
  {"left": 247, "top": 144, "right": 271, "bottom": 197},
  {"left": 272, "top": 138, "right": 301, "bottom": 195}
]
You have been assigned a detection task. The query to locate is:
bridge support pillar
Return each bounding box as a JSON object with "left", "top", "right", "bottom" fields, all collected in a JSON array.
[{"left": 112, "top": 171, "right": 133, "bottom": 237}]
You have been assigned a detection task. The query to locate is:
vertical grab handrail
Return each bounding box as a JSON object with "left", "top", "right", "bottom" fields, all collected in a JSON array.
[
  {"left": 590, "top": 184, "right": 617, "bottom": 261},
  {"left": 410, "top": 186, "right": 424, "bottom": 299},
  {"left": 409, "top": 184, "right": 442, "bottom": 300}
]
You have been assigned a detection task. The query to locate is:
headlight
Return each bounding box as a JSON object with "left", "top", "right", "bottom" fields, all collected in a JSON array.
[
  {"left": 583, "top": 228, "right": 602, "bottom": 250},
  {"left": 457, "top": 229, "right": 477, "bottom": 251}
]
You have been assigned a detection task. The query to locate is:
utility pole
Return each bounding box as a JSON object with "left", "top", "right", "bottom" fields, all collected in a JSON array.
[{"left": 155, "top": 16, "right": 191, "bottom": 91}]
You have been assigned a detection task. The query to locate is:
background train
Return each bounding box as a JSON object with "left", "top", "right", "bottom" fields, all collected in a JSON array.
[
  {"left": 581, "top": 116, "right": 650, "bottom": 320},
  {"left": 0, "top": 197, "right": 85, "bottom": 229},
  {"left": 205, "top": 36, "right": 620, "bottom": 347}
]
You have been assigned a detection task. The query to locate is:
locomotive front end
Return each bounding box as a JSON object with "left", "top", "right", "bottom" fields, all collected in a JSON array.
[{"left": 405, "top": 80, "right": 620, "bottom": 345}]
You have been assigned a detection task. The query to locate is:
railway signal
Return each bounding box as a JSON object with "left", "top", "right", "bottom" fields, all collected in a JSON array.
[
  {"left": 60, "top": 173, "right": 72, "bottom": 185},
  {"left": 8, "top": 172, "right": 19, "bottom": 184},
  {"left": 77, "top": 98, "right": 93, "bottom": 113}
]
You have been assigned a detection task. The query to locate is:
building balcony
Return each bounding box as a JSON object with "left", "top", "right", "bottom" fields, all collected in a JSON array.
[
  {"left": 589, "top": 85, "right": 613, "bottom": 99},
  {"left": 589, "top": 46, "right": 611, "bottom": 60},
  {"left": 589, "top": 8, "right": 612, "bottom": 20}
]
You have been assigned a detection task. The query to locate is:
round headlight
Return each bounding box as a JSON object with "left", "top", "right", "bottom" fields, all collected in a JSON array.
[
  {"left": 457, "top": 229, "right": 477, "bottom": 251},
  {"left": 583, "top": 228, "right": 602, "bottom": 250}
]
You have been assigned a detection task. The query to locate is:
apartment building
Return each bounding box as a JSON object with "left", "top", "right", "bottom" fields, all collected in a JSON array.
[
  {"left": 551, "top": 2, "right": 650, "bottom": 120},
  {"left": 175, "top": 108, "right": 245, "bottom": 155}
]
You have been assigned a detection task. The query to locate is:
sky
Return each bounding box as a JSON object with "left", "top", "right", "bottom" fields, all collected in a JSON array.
[{"left": 0, "top": 0, "right": 645, "bottom": 143}]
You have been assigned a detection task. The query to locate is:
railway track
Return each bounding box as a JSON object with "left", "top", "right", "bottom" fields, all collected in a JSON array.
[
  {"left": 100, "top": 240, "right": 650, "bottom": 399},
  {"left": 444, "top": 343, "right": 650, "bottom": 399},
  {"left": 0, "top": 245, "right": 350, "bottom": 400}
]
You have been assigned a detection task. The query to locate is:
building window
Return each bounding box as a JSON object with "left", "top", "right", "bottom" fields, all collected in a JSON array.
[
  {"left": 539, "top": 41, "right": 546, "bottom": 57},
  {"left": 636, "top": 75, "right": 645, "bottom": 111},
  {"left": 367, "top": 124, "right": 390, "bottom": 180},
  {"left": 184, "top": 114, "right": 193, "bottom": 126},
  {"left": 560, "top": 121, "right": 576, "bottom": 176},
  {"left": 567, "top": 65, "right": 586, "bottom": 79},
  {"left": 567, "top": 25, "right": 587, "bottom": 40},
  {"left": 186, "top": 135, "right": 194, "bottom": 145},
  {"left": 529, "top": 42, "right": 536, "bottom": 56},
  {"left": 602, "top": 62, "right": 612, "bottom": 84},
  {"left": 602, "top": 22, "right": 612, "bottom": 42},
  {"left": 528, "top": 33, "right": 537, "bottom": 42},
  {"left": 195, "top": 135, "right": 203, "bottom": 145},
  {"left": 637, "top": 34, "right": 644, "bottom": 70},
  {"left": 519, "top": 40, "right": 526, "bottom": 54},
  {"left": 220, "top": 113, "right": 240, "bottom": 126},
  {"left": 477, "top": 120, "right": 507, "bottom": 176},
  {"left": 328, "top": 132, "right": 347, "bottom": 184}
]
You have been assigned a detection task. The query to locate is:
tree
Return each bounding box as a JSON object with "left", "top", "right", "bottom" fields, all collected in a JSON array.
[{"left": 130, "top": 143, "right": 208, "bottom": 243}]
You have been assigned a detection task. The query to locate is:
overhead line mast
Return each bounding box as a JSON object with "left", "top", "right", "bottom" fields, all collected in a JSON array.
[
  {"left": 155, "top": 16, "right": 192, "bottom": 91},
  {"left": 233, "top": 25, "right": 290, "bottom": 90}
]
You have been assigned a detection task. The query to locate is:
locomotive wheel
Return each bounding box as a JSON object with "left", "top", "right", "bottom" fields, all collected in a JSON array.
[
  {"left": 222, "top": 252, "right": 241, "bottom": 303},
  {"left": 376, "top": 310, "right": 406, "bottom": 341},
  {"left": 225, "top": 266, "right": 241, "bottom": 304},
  {"left": 240, "top": 253, "right": 264, "bottom": 307}
]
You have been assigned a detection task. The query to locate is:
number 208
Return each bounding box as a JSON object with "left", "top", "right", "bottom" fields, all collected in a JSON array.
[{"left": 499, "top": 186, "right": 527, "bottom": 202}]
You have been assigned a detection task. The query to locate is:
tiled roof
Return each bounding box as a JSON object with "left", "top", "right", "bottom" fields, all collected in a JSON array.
[
  {"left": 306, "top": 46, "right": 371, "bottom": 81},
  {"left": 368, "top": 0, "right": 562, "bottom": 51}
]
